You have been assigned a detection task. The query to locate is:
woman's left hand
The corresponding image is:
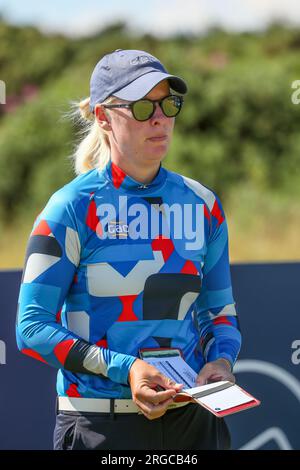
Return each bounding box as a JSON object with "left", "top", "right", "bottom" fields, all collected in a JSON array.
[{"left": 196, "top": 358, "right": 235, "bottom": 385}]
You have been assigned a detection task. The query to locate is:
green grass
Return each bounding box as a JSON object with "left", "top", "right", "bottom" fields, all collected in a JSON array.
[{"left": 226, "top": 184, "right": 300, "bottom": 262}]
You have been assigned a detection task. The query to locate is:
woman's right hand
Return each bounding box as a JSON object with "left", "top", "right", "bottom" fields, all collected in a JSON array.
[{"left": 128, "top": 358, "right": 183, "bottom": 420}]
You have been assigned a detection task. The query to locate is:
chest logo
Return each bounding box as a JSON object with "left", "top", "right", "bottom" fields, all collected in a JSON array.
[{"left": 107, "top": 221, "right": 129, "bottom": 238}]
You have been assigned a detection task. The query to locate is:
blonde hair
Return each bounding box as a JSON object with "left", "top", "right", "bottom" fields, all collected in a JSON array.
[{"left": 70, "top": 96, "right": 115, "bottom": 175}]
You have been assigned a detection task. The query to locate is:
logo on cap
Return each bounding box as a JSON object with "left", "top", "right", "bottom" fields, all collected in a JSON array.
[{"left": 131, "top": 55, "right": 157, "bottom": 66}]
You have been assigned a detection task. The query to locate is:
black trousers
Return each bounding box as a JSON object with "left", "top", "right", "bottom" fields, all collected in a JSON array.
[{"left": 53, "top": 402, "right": 231, "bottom": 450}]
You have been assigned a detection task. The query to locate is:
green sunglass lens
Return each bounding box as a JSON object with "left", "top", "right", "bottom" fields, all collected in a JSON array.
[
  {"left": 162, "top": 96, "right": 181, "bottom": 117},
  {"left": 132, "top": 100, "right": 154, "bottom": 121}
]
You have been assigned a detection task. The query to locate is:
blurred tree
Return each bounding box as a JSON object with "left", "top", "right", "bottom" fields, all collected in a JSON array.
[{"left": 1, "top": 21, "right": 300, "bottom": 225}]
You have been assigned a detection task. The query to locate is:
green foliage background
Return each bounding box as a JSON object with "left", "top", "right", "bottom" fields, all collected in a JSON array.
[{"left": 0, "top": 21, "right": 300, "bottom": 262}]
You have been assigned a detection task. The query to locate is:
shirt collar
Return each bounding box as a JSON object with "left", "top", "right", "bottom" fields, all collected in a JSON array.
[{"left": 103, "top": 159, "right": 167, "bottom": 192}]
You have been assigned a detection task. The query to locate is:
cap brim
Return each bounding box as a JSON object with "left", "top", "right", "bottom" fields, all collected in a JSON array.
[{"left": 113, "top": 71, "right": 187, "bottom": 101}]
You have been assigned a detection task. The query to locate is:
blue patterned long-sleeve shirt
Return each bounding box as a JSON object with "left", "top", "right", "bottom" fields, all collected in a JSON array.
[{"left": 16, "top": 160, "right": 241, "bottom": 399}]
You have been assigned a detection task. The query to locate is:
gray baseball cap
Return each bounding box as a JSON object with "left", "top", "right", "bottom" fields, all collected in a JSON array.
[{"left": 89, "top": 49, "right": 187, "bottom": 112}]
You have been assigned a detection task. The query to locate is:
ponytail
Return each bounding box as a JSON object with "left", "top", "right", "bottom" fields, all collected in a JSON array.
[{"left": 69, "top": 96, "right": 114, "bottom": 175}]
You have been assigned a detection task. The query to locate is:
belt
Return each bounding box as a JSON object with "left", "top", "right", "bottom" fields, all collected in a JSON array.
[{"left": 58, "top": 396, "right": 191, "bottom": 414}]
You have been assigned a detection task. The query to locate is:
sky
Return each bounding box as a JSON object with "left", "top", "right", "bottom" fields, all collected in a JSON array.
[{"left": 0, "top": 0, "right": 300, "bottom": 37}]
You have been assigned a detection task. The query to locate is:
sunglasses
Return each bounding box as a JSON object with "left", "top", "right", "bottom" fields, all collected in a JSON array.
[{"left": 102, "top": 94, "right": 184, "bottom": 122}]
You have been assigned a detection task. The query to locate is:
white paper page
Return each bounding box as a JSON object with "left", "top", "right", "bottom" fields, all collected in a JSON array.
[
  {"left": 197, "top": 385, "right": 253, "bottom": 412},
  {"left": 143, "top": 355, "right": 198, "bottom": 389},
  {"left": 185, "top": 381, "right": 230, "bottom": 396}
]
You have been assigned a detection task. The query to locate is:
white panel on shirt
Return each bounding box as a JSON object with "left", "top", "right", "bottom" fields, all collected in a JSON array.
[{"left": 86, "top": 250, "right": 164, "bottom": 297}]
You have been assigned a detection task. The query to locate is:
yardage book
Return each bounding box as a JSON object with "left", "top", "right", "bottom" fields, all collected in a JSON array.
[{"left": 139, "top": 348, "right": 261, "bottom": 418}]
